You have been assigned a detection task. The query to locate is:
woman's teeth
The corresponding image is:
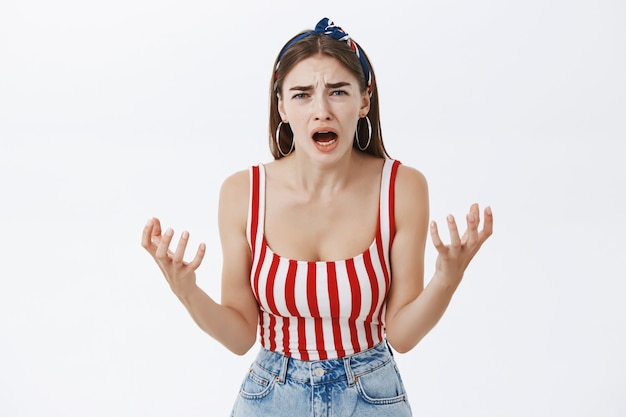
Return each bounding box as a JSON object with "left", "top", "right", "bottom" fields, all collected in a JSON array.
[
  {"left": 316, "top": 138, "right": 336, "bottom": 146},
  {"left": 313, "top": 132, "right": 337, "bottom": 144}
]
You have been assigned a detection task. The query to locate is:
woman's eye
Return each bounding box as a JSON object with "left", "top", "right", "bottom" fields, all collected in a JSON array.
[
  {"left": 331, "top": 90, "right": 347, "bottom": 96},
  {"left": 292, "top": 93, "right": 309, "bottom": 99}
]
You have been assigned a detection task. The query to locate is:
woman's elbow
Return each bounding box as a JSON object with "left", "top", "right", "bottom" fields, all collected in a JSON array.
[
  {"left": 227, "top": 335, "right": 257, "bottom": 356},
  {"left": 230, "top": 344, "right": 254, "bottom": 356},
  {"left": 385, "top": 326, "right": 421, "bottom": 354},
  {"left": 386, "top": 337, "right": 414, "bottom": 354}
]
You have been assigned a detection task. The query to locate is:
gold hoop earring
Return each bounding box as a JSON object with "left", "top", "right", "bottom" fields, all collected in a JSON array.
[
  {"left": 355, "top": 116, "right": 372, "bottom": 151},
  {"left": 275, "top": 121, "right": 294, "bottom": 157}
]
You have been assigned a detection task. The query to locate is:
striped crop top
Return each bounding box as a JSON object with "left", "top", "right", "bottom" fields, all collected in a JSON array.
[{"left": 246, "top": 159, "right": 400, "bottom": 360}]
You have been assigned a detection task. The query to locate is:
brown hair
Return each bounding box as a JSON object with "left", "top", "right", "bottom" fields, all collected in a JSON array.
[{"left": 269, "top": 33, "right": 389, "bottom": 160}]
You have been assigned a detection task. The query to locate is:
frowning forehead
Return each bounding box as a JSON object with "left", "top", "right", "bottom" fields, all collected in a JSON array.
[{"left": 281, "top": 56, "right": 359, "bottom": 91}]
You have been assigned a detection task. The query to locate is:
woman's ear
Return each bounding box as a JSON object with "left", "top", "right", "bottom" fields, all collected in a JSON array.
[
  {"left": 359, "top": 93, "right": 370, "bottom": 117},
  {"left": 277, "top": 93, "right": 286, "bottom": 121}
]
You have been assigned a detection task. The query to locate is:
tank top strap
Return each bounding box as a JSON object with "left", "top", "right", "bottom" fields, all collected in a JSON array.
[
  {"left": 377, "top": 158, "right": 401, "bottom": 267},
  {"left": 246, "top": 164, "right": 266, "bottom": 257}
]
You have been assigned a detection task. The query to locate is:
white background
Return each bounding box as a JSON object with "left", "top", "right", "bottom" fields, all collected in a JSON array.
[{"left": 1, "top": 0, "right": 625, "bottom": 416}]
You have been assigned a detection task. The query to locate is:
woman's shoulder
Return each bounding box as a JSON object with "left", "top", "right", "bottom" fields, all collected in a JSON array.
[
  {"left": 217, "top": 168, "right": 252, "bottom": 233},
  {"left": 393, "top": 160, "right": 428, "bottom": 190},
  {"left": 221, "top": 167, "right": 249, "bottom": 190},
  {"left": 219, "top": 168, "right": 251, "bottom": 208},
  {"left": 392, "top": 161, "right": 429, "bottom": 220}
]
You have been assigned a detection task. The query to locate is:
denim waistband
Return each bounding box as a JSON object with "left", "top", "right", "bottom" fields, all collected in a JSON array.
[{"left": 253, "top": 341, "right": 394, "bottom": 386}]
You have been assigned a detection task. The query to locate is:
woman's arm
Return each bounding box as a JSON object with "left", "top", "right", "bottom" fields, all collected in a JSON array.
[
  {"left": 384, "top": 166, "right": 493, "bottom": 353},
  {"left": 141, "top": 170, "right": 259, "bottom": 355}
]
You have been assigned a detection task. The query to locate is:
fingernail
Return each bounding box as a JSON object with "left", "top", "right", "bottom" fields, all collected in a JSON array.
[
  {"left": 182, "top": 231, "right": 189, "bottom": 239},
  {"left": 468, "top": 213, "right": 476, "bottom": 222},
  {"left": 165, "top": 228, "right": 173, "bottom": 236},
  {"left": 447, "top": 214, "right": 454, "bottom": 223},
  {"left": 486, "top": 206, "right": 492, "bottom": 215}
]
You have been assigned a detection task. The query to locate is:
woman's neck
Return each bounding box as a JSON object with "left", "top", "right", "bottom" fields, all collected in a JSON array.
[{"left": 288, "top": 149, "right": 366, "bottom": 196}]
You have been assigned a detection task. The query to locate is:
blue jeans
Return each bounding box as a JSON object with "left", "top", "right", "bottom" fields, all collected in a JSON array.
[{"left": 230, "top": 341, "right": 412, "bottom": 417}]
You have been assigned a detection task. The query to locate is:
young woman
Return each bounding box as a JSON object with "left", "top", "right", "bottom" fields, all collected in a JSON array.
[{"left": 142, "top": 17, "right": 493, "bottom": 416}]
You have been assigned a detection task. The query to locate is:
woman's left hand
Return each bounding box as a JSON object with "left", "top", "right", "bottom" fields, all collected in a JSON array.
[{"left": 430, "top": 203, "right": 493, "bottom": 286}]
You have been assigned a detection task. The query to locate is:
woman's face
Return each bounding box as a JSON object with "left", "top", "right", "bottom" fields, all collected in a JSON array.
[{"left": 278, "top": 54, "right": 370, "bottom": 162}]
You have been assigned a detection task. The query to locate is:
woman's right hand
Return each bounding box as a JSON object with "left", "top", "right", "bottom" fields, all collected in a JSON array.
[{"left": 141, "top": 217, "right": 206, "bottom": 299}]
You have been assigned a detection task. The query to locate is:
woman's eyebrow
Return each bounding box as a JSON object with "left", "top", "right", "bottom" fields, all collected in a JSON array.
[
  {"left": 325, "top": 81, "right": 351, "bottom": 89},
  {"left": 288, "top": 81, "right": 352, "bottom": 91},
  {"left": 288, "top": 85, "right": 313, "bottom": 91}
]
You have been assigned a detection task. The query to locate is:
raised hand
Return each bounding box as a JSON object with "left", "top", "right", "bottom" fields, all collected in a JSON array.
[
  {"left": 141, "top": 217, "right": 206, "bottom": 298},
  {"left": 430, "top": 204, "right": 493, "bottom": 286}
]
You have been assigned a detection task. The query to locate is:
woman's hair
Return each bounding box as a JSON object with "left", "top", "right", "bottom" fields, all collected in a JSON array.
[{"left": 269, "top": 32, "right": 389, "bottom": 160}]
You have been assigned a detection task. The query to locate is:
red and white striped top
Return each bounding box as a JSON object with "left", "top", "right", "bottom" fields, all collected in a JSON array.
[{"left": 247, "top": 159, "right": 400, "bottom": 360}]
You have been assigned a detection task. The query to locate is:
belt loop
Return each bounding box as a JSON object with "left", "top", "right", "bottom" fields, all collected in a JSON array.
[
  {"left": 277, "top": 354, "right": 289, "bottom": 384},
  {"left": 343, "top": 356, "right": 356, "bottom": 386}
]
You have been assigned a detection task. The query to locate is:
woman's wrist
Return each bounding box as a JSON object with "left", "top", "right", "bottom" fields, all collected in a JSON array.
[
  {"left": 430, "top": 270, "right": 463, "bottom": 293},
  {"left": 174, "top": 283, "right": 202, "bottom": 305}
]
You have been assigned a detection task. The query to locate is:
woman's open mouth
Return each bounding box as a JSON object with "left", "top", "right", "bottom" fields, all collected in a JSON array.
[{"left": 312, "top": 131, "right": 338, "bottom": 146}]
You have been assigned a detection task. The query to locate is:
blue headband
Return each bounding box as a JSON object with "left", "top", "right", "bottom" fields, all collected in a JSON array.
[{"left": 275, "top": 17, "right": 372, "bottom": 96}]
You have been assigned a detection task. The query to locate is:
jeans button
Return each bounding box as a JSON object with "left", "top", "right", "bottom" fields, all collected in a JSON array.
[{"left": 314, "top": 368, "right": 325, "bottom": 377}]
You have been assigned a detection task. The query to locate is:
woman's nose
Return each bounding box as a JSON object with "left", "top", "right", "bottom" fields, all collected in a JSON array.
[{"left": 313, "top": 96, "right": 332, "bottom": 120}]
